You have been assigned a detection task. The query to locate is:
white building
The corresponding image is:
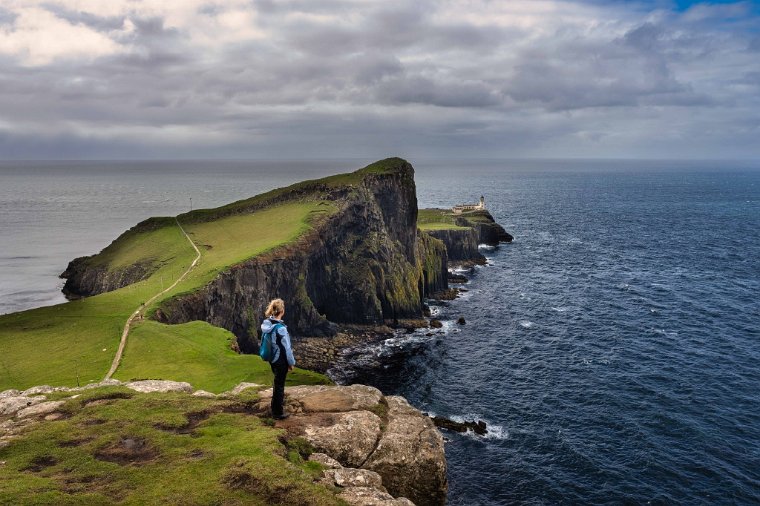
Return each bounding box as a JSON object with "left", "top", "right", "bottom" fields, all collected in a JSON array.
[{"left": 452, "top": 196, "right": 485, "bottom": 214}]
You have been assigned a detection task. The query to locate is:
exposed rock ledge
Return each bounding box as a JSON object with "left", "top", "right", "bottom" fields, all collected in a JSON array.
[{"left": 1, "top": 381, "right": 446, "bottom": 506}]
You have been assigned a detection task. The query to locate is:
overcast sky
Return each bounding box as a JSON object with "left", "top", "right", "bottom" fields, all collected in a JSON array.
[{"left": 0, "top": 0, "right": 759, "bottom": 160}]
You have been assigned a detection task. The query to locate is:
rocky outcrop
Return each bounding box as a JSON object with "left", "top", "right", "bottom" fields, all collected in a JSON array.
[
  {"left": 60, "top": 217, "right": 176, "bottom": 299},
  {"left": 257, "top": 384, "right": 447, "bottom": 506},
  {"left": 1, "top": 382, "right": 445, "bottom": 505},
  {"left": 424, "top": 228, "right": 485, "bottom": 263},
  {"left": 454, "top": 210, "right": 513, "bottom": 245}
]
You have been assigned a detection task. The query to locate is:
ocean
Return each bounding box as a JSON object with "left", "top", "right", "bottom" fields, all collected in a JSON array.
[{"left": 1, "top": 159, "right": 759, "bottom": 504}]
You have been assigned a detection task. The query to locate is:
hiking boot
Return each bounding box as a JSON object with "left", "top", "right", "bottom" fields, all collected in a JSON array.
[{"left": 274, "top": 413, "right": 290, "bottom": 420}]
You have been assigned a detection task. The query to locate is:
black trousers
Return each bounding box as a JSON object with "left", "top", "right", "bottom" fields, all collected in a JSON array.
[{"left": 270, "top": 361, "right": 289, "bottom": 416}]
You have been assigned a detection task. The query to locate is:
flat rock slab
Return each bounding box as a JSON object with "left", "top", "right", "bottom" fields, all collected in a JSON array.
[
  {"left": 192, "top": 390, "right": 217, "bottom": 398},
  {"left": 17, "top": 400, "right": 66, "bottom": 419},
  {"left": 125, "top": 380, "right": 193, "bottom": 393},
  {"left": 220, "top": 382, "right": 263, "bottom": 397},
  {"left": 0, "top": 396, "right": 46, "bottom": 416},
  {"left": 279, "top": 410, "right": 381, "bottom": 467},
  {"left": 258, "top": 384, "right": 383, "bottom": 414},
  {"left": 22, "top": 385, "right": 70, "bottom": 396},
  {"left": 338, "top": 486, "right": 415, "bottom": 506},
  {"left": 0, "top": 390, "right": 21, "bottom": 399}
]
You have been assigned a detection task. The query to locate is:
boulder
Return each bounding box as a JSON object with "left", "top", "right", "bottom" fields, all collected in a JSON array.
[
  {"left": 0, "top": 395, "right": 46, "bottom": 416},
  {"left": 363, "top": 397, "right": 447, "bottom": 506},
  {"left": 280, "top": 410, "right": 382, "bottom": 467},
  {"left": 0, "top": 389, "right": 21, "bottom": 399},
  {"left": 192, "top": 390, "right": 217, "bottom": 398},
  {"left": 17, "top": 401, "right": 66, "bottom": 419},
  {"left": 323, "top": 468, "right": 385, "bottom": 489},
  {"left": 221, "top": 382, "right": 263, "bottom": 397},
  {"left": 309, "top": 452, "right": 343, "bottom": 469},
  {"left": 125, "top": 380, "right": 193, "bottom": 393}
]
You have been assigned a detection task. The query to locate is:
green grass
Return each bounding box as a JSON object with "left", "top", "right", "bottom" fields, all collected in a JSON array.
[
  {"left": 417, "top": 222, "right": 471, "bottom": 231},
  {"left": 0, "top": 202, "right": 333, "bottom": 392},
  {"left": 417, "top": 208, "right": 470, "bottom": 231},
  {"left": 0, "top": 387, "right": 345, "bottom": 505},
  {"left": 114, "top": 321, "right": 330, "bottom": 393},
  {"left": 0, "top": 158, "right": 412, "bottom": 391},
  {"left": 180, "top": 157, "right": 408, "bottom": 224}
]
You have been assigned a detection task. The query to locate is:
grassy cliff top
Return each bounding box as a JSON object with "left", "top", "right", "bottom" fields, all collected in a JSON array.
[
  {"left": 417, "top": 208, "right": 471, "bottom": 231},
  {"left": 176, "top": 157, "right": 411, "bottom": 225},
  {"left": 0, "top": 386, "right": 343, "bottom": 505}
]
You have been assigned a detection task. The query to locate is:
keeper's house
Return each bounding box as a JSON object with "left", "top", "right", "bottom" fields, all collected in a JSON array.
[{"left": 452, "top": 196, "right": 485, "bottom": 215}]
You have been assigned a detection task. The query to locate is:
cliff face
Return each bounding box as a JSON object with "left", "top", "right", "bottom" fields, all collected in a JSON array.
[
  {"left": 424, "top": 228, "right": 485, "bottom": 263},
  {"left": 454, "top": 210, "right": 513, "bottom": 245},
  {"left": 148, "top": 160, "right": 447, "bottom": 351},
  {"left": 60, "top": 217, "right": 177, "bottom": 298}
]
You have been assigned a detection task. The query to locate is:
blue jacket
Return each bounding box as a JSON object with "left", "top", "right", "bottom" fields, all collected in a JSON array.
[{"left": 261, "top": 317, "right": 296, "bottom": 366}]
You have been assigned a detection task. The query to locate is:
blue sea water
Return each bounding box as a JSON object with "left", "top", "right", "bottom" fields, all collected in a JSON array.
[{"left": 1, "top": 159, "right": 759, "bottom": 504}]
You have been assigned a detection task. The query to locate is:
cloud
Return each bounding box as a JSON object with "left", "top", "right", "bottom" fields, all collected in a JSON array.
[
  {"left": 0, "top": 6, "right": 126, "bottom": 65},
  {"left": 0, "top": 0, "right": 758, "bottom": 159}
]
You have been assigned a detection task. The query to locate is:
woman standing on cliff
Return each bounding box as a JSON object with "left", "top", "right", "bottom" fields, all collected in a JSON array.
[{"left": 261, "top": 298, "right": 296, "bottom": 420}]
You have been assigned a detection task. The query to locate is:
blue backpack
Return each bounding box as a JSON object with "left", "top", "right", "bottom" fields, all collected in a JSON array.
[{"left": 259, "top": 323, "right": 283, "bottom": 362}]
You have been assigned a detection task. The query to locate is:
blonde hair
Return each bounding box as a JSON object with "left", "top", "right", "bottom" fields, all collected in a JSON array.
[{"left": 265, "top": 298, "right": 285, "bottom": 318}]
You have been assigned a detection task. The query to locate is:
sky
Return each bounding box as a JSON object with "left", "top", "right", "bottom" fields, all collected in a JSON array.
[{"left": 0, "top": 0, "right": 759, "bottom": 160}]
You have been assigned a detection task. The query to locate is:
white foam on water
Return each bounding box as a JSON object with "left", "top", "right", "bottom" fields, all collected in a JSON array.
[
  {"left": 478, "top": 244, "right": 496, "bottom": 251},
  {"left": 519, "top": 320, "right": 534, "bottom": 328},
  {"left": 551, "top": 306, "right": 569, "bottom": 312},
  {"left": 447, "top": 413, "right": 509, "bottom": 440}
]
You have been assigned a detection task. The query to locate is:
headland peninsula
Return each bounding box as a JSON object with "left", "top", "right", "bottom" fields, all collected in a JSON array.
[{"left": 0, "top": 157, "right": 511, "bottom": 505}]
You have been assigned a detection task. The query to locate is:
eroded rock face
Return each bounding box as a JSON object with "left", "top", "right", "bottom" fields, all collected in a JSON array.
[
  {"left": 425, "top": 228, "right": 485, "bottom": 263},
  {"left": 266, "top": 385, "right": 446, "bottom": 506},
  {"left": 363, "top": 397, "right": 447, "bottom": 506}
]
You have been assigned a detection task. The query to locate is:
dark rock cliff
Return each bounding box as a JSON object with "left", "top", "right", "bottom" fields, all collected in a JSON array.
[
  {"left": 60, "top": 217, "right": 176, "bottom": 298},
  {"left": 424, "top": 228, "right": 485, "bottom": 263},
  {"left": 454, "top": 210, "right": 513, "bottom": 245},
  {"left": 149, "top": 159, "right": 448, "bottom": 351}
]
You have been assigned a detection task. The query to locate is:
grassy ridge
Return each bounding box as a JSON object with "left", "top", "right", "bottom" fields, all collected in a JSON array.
[{"left": 0, "top": 202, "right": 333, "bottom": 391}]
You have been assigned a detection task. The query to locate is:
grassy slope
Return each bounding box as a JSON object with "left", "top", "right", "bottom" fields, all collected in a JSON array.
[
  {"left": 114, "top": 321, "right": 328, "bottom": 393},
  {"left": 0, "top": 202, "right": 332, "bottom": 391},
  {"left": 0, "top": 386, "right": 344, "bottom": 505}
]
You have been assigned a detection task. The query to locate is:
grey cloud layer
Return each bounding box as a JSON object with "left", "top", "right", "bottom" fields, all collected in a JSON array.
[{"left": 0, "top": 0, "right": 758, "bottom": 159}]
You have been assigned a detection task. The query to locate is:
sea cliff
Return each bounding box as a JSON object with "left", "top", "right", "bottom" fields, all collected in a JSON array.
[{"left": 60, "top": 158, "right": 507, "bottom": 354}]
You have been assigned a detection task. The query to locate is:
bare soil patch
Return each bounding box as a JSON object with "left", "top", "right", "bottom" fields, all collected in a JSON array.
[{"left": 94, "top": 437, "right": 158, "bottom": 465}]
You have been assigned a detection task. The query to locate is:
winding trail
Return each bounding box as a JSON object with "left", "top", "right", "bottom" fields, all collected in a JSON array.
[{"left": 104, "top": 218, "right": 201, "bottom": 380}]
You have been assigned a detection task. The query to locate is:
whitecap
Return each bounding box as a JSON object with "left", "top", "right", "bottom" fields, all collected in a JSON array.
[
  {"left": 478, "top": 244, "right": 496, "bottom": 251},
  {"left": 551, "top": 306, "right": 569, "bottom": 312},
  {"left": 519, "top": 320, "right": 534, "bottom": 329},
  {"left": 446, "top": 413, "right": 509, "bottom": 440}
]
